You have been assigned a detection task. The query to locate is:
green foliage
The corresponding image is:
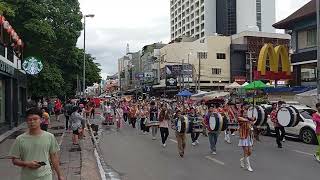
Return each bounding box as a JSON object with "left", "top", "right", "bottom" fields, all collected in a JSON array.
[{"left": 2, "top": 0, "right": 101, "bottom": 97}]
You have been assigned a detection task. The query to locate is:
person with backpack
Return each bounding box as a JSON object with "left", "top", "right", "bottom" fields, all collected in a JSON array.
[{"left": 64, "top": 100, "right": 73, "bottom": 130}]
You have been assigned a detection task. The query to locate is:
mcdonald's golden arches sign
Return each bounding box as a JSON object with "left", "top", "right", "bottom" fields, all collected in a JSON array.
[{"left": 254, "top": 43, "right": 291, "bottom": 80}]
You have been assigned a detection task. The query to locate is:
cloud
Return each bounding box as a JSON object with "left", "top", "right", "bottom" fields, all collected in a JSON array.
[{"left": 78, "top": 0, "right": 312, "bottom": 80}]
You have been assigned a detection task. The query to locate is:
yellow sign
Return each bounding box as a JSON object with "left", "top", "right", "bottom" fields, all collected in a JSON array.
[{"left": 256, "top": 44, "right": 291, "bottom": 80}]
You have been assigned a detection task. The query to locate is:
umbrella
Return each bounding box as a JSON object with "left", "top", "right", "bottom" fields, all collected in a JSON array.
[
  {"left": 225, "top": 82, "right": 242, "bottom": 89},
  {"left": 203, "top": 92, "right": 230, "bottom": 100},
  {"left": 241, "top": 82, "right": 249, "bottom": 87},
  {"left": 177, "top": 90, "right": 193, "bottom": 97},
  {"left": 244, "top": 80, "right": 267, "bottom": 90}
]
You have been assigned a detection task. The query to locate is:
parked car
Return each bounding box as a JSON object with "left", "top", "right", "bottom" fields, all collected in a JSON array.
[{"left": 263, "top": 104, "right": 317, "bottom": 144}]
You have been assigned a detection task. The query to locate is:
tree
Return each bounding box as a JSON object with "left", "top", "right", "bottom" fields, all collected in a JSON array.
[{"left": 2, "top": 0, "right": 101, "bottom": 97}]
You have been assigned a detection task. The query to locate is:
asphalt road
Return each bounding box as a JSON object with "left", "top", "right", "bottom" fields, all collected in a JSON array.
[{"left": 92, "top": 118, "right": 319, "bottom": 180}]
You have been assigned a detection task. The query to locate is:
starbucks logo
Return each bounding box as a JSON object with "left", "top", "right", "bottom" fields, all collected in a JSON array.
[{"left": 22, "top": 57, "right": 43, "bottom": 75}]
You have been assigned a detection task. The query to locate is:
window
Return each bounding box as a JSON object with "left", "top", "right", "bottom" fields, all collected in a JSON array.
[
  {"left": 216, "top": 53, "right": 226, "bottom": 59},
  {"left": 212, "top": 68, "right": 222, "bottom": 75},
  {"left": 307, "top": 29, "right": 316, "bottom": 47},
  {"left": 197, "top": 52, "right": 207, "bottom": 59}
]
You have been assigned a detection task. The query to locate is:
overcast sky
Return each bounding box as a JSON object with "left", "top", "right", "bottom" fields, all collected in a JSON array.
[{"left": 77, "top": 0, "right": 311, "bottom": 79}]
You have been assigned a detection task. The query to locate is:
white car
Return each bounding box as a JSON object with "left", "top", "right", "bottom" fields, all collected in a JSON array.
[{"left": 263, "top": 104, "right": 317, "bottom": 144}]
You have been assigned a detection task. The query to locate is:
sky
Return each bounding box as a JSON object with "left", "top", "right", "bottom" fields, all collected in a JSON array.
[{"left": 77, "top": 0, "right": 311, "bottom": 79}]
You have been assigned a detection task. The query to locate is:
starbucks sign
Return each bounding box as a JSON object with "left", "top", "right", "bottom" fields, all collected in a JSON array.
[{"left": 22, "top": 57, "right": 43, "bottom": 75}]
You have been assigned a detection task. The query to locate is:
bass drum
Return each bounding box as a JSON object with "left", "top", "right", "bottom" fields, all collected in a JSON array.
[
  {"left": 247, "top": 106, "right": 267, "bottom": 126},
  {"left": 177, "top": 116, "right": 190, "bottom": 133},
  {"left": 208, "top": 113, "right": 228, "bottom": 132},
  {"left": 277, "top": 106, "right": 300, "bottom": 127}
]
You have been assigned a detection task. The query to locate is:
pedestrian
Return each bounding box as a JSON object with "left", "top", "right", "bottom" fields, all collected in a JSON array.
[
  {"left": 42, "top": 98, "right": 48, "bottom": 113},
  {"left": 270, "top": 102, "right": 285, "bottom": 148},
  {"left": 9, "top": 107, "right": 64, "bottom": 180},
  {"left": 204, "top": 105, "right": 220, "bottom": 155},
  {"left": 41, "top": 109, "right": 50, "bottom": 131},
  {"left": 64, "top": 100, "right": 73, "bottom": 130},
  {"left": 90, "top": 102, "right": 95, "bottom": 119},
  {"left": 174, "top": 110, "right": 187, "bottom": 157},
  {"left": 159, "top": 103, "right": 170, "bottom": 148},
  {"left": 189, "top": 107, "right": 200, "bottom": 146},
  {"left": 70, "top": 106, "right": 85, "bottom": 145},
  {"left": 312, "top": 103, "right": 320, "bottom": 162},
  {"left": 54, "top": 99, "right": 62, "bottom": 121},
  {"left": 238, "top": 105, "right": 254, "bottom": 172},
  {"left": 149, "top": 101, "right": 159, "bottom": 140}
]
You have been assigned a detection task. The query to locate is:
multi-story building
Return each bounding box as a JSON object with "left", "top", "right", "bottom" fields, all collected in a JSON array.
[
  {"left": 170, "top": 0, "right": 275, "bottom": 40},
  {"left": 273, "top": 0, "right": 318, "bottom": 87},
  {"left": 156, "top": 35, "right": 231, "bottom": 94}
]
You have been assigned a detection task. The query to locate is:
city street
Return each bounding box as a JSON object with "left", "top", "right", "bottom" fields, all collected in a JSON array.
[{"left": 95, "top": 122, "right": 319, "bottom": 180}]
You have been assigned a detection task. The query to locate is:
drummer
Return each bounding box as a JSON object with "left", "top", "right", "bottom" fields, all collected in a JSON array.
[
  {"left": 203, "top": 105, "right": 220, "bottom": 155},
  {"left": 188, "top": 107, "right": 200, "bottom": 146},
  {"left": 270, "top": 102, "right": 285, "bottom": 148}
]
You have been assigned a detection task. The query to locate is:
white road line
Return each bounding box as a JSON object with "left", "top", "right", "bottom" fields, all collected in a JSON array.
[
  {"left": 205, "top": 156, "right": 225, "bottom": 166},
  {"left": 292, "top": 150, "right": 314, "bottom": 156},
  {"left": 169, "top": 139, "right": 178, "bottom": 143},
  {"left": 94, "top": 149, "right": 108, "bottom": 180}
]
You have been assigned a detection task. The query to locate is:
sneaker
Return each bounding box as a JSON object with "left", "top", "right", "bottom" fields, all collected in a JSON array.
[
  {"left": 282, "top": 138, "right": 286, "bottom": 142},
  {"left": 192, "top": 142, "right": 196, "bottom": 146},
  {"left": 143, "top": 132, "right": 147, "bottom": 135},
  {"left": 227, "top": 140, "right": 231, "bottom": 144},
  {"left": 211, "top": 151, "right": 217, "bottom": 155},
  {"left": 152, "top": 137, "right": 156, "bottom": 140},
  {"left": 162, "top": 143, "right": 166, "bottom": 148},
  {"left": 196, "top": 140, "right": 199, "bottom": 144},
  {"left": 247, "top": 166, "right": 253, "bottom": 172},
  {"left": 231, "top": 133, "right": 236, "bottom": 136},
  {"left": 179, "top": 154, "right": 184, "bottom": 158}
]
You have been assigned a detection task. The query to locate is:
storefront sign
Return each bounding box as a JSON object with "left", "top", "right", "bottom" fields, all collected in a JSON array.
[
  {"left": 255, "top": 44, "right": 291, "bottom": 80},
  {"left": 166, "top": 76, "right": 177, "bottom": 87},
  {"left": 22, "top": 57, "right": 43, "bottom": 75},
  {"left": 0, "top": 59, "right": 14, "bottom": 75}
]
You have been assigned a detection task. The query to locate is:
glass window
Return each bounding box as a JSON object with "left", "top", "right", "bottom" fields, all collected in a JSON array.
[
  {"left": 212, "top": 68, "right": 222, "bottom": 75},
  {"left": 216, "top": 53, "right": 226, "bottom": 59},
  {"left": 307, "top": 29, "right": 316, "bottom": 47}
]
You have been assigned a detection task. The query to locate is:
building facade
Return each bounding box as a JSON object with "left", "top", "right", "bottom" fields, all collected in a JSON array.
[
  {"left": 0, "top": 16, "right": 27, "bottom": 134},
  {"left": 157, "top": 35, "right": 231, "bottom": 93},
  {"left": 273, "top": 0, "right": 317, "bottom": 87},
  {"left": 170, "top": 0, "right": 275, "bottom": 40}
]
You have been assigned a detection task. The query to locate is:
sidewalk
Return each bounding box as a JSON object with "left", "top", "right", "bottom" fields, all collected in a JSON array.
[{"left": 0, "top": 115, "right": 101, "bottom": 180}]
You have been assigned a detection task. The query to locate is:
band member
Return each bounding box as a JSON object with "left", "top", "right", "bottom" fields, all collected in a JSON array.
[
  {"left": 189, "top": 107, "right": 200, "bottom": 146},
  {"left": 122, "top": 101, "right": 129, "bottom": 123},
  {"left": 129, "top": 104, "right": 138, "bottom": 128},
  {"left": 174, "top": 110, "right": 187, "bottom": 157},
  {"left": 312, "top": 103, "right": 320, "bottom": 162},
  {"left": 197, "top": 101, "right": 208, "bottom": 136},
  {"left": 115, "top": 104, "right": 123, "bottom": 130},
  {"left": 270, "top": 102, "right": 285, "bottom": 148},
  {"left": 159, "top": 103, "right": 170, "bottom": 147},
  {"left": 140, "top": 105, "right": 149, "bottom": 134},
  {"left": 149, "top": 101, "right": 159, "bottom": 140},
  {"left": 238, "top": 105, "right": 254, "bottom": 172},
  {"left": 203, "top": 105, "right": 219, "bottom": 155}
]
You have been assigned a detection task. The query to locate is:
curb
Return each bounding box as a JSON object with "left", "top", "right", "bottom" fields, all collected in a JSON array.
[
  {"left": 0, "top": 123, "right": 26, "bottom": 143},
  {"left": 86, "top": 120, "right": 121, "bottom": 180}
]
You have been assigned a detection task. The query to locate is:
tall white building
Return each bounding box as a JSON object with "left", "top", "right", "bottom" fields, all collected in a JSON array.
[{"left": 170, "top": 0, "right": 275, "bottom": 40}]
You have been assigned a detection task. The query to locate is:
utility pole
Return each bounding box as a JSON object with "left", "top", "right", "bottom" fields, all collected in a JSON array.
[
  {"left": 182, "top": 59, "right": 185, "bottom": 89},
  {"left": 246, "top": 52, "right": 255, "bottom": 82},
  {"left": 198, "top": 52, "right": 201, "bottom": 91},
  {"left": 317, "top": 0, "right": 320, "bottom": 101},
  {"left": 187, "top": 53, "right": 190, "bottom": 89}
]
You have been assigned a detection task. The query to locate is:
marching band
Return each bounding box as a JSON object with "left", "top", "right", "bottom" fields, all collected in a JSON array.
[{"left": 101, "top": 98, "right": 320, "bottom": 172}]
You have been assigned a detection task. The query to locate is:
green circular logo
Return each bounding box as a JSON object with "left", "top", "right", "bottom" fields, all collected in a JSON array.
[{"left": 22, "top": 57, "right": 43, "bottom": 75}]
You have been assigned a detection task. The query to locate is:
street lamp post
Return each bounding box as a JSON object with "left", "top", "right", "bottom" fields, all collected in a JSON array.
[
  {"left": 317, "top": 0, "right": 320, "bottom": 101},
  {"left": 83, "top": 14, "right": 95, "bottom": 96}
]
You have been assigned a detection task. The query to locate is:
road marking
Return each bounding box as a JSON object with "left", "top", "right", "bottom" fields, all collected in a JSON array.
[
  {"left": 205, "top": 156, "right": 225, "bottom": 166},
  {"left": 169, "top": 139, "right": 178, "bottom": 143},
  {"left": 292, "top": 150, "right": 314, "bottom": 156}
]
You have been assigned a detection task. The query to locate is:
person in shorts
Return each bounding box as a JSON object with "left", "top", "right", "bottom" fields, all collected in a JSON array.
[{"left": 70, "top": 106, "right": 85, "bottom": 145}]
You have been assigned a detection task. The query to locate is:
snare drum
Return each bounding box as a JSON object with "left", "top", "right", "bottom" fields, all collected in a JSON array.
[{"left": 192, "top": 121, "right": 203, "bottom": 133}]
